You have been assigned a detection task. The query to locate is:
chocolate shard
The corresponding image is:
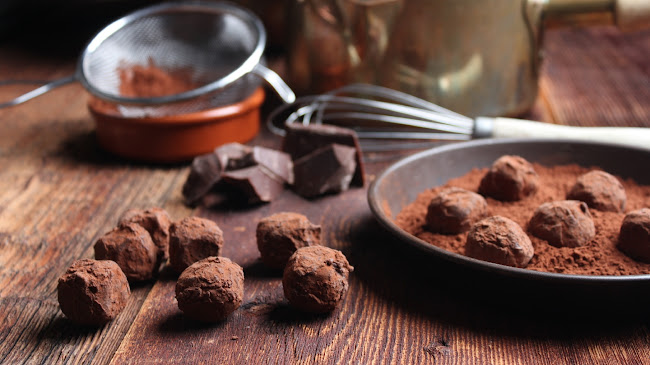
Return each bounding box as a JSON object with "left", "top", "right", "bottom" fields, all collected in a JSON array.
[
  {"left": 282, "top": 123, "right": 365, "bottom": 186},
  {"left": 253, "top": 146, "right": 294, "bottom": 184},
  {"left": 182, "top": 151, "right": 223, "bottom": 204},
  {"left": 292, "top": 143, "right": 357, "bottom": 198},
  {"left": 222, "top": 165, "right": 285, "bottom": 204},
  {"left": 216, "top": 143, "right": 254, "bottom": 171}
]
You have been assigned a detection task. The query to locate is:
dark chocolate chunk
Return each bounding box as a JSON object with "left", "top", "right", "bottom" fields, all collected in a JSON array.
[
  {"left": 292, "top": 144, "right": 357, "bottom": 198},
  {"left": 222, "top": 165, "right": 286, "bottom": 204},
  {"left": 282, "top": 123, "right": 365, "bottom": 186},
  {"left": 182, "top": 152, "right": 222, "bottom": 204},
  {"left": 217, "top": 143, "right": 255, "bottom": 171},
  {"left": 252, "top": 146, "right": 294, "bottom": 184}
]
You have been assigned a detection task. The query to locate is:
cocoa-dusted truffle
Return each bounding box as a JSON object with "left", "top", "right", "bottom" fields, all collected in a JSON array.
[
  {"left": 256, "top": 212, "right": 321, "bottom": 270},
  {"left": 175, "top": 256, "right": 244, "bottom": 322},
  {"left": 617, "top": 208, "right": 650, "bottom": 263},
  {"left": 94, "top": 223, "right": 159, "bottom": 281},
  {"left": 465, "top": 216, "right": 534, "bottom": 268},
  {"left": 478, "top": 155, "right": 539, "bottom": 201},
  {"left": 426, "top": 187, "right": 488, "bottom": 234},
  {"left": 282, "top": 246, "right": 353, "bottom": 313},
  {"left": 57, "top": 259, "right": 130, "bottom": 325},
  {"left": 118, "top": 207, "right": 171, "bottom": 263},
  {"left": 567, "top": 170, "right": 626, "bottom": 212},
  {"left": 169, "top": 217, "right": 224, "bottom": 273},
  {"left": 529, "top": 200, "right": 595, "bottom": 248}
]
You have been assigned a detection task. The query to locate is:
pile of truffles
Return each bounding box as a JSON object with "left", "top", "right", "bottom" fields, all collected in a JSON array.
[
  {"left": 182, "top": 123, "right": 364, "bottom": 205},
  {"left": 417, "top": 155, "right": 649, "bottom": 270},
  {"left": 255, "top": 212, "right": 353, "bottom": 313},
  {"left": 58, "top": 207, "right": 354, "bottom": 325}
]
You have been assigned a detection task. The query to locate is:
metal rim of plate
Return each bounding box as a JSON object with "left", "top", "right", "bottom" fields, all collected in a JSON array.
[{"left": 368, "top": 138, "right": 650, "bottom": 285}]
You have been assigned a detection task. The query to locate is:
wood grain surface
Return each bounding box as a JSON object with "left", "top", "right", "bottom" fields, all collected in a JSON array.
[{"left": 0, "top": 24, "right": 649, "bottom": 365}]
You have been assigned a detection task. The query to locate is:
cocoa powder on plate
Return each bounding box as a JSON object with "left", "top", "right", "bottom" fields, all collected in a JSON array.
[{"left": 395, "top": 163, "right": 650, "bottom": 276}]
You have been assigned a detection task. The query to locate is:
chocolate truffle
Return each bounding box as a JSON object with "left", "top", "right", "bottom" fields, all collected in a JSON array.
[
  {"left": 478, "top": 155, "right": 539, "bottom": 201},
  {"left": 426, "top": 187, "right": 488, "bottom": 234},
  {"left": 282, "top": 123, "right": 365, "bottom": 186},
  {"left": 57, "top": 259, "right": 130, "bottom": 325},
  {"left": 282, "top": 246, "right": 354, "bottom": 313},
  {"left": 256, "top": 212, "right": 322, "bottom": 270},
  {"left": 528, "top": 200, "right": 595, "bottom": 248},
  {"left": 566, "top": 170, "right": 626, "bottom": 212},
  {"left": 94, "top": 223, "right": 159, "bottom": 281},
  {"left": 169, "top": 217, "right": 224, "bottom": 273},
  {"left": 292, "top": 144, "right": 357, "bottom": 198},
  {"left": 617, "top": 208, "right": 650, "bottom": 263},
  {"left": 118, "top": 207, "right": 171, "bottom": 263},
  {"left": 175, "top": 256, "right": 244, "bottom": 322},
  {"left": 465, "top": 216, "right": 534, "bottom": 268}
]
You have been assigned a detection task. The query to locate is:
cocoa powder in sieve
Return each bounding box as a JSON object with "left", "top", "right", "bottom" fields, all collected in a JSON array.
[
  {"left": 395, "top": 163, "right": 650, "bottom": 276},
  {"left": 118, "top": 59, "right": 197, "bottom": 98}
]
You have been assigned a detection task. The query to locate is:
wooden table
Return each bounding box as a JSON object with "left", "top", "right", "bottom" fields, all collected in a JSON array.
[{"left": 1, "top": 24, "right": 649, "bottom": 364}]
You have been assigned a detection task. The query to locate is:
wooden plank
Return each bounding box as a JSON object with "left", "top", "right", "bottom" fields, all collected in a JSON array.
[{"left": 0, "top": 51, "right": 193, "bottom": 364}]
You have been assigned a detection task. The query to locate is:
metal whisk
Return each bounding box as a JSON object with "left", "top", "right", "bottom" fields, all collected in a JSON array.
[{"left": 268, "top": 83, "right": 650, "bottom": 151}]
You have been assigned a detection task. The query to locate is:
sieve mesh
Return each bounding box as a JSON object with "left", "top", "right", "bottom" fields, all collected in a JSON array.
[{"left": 80, "top": 3, "right": 265, "bottom": 116}]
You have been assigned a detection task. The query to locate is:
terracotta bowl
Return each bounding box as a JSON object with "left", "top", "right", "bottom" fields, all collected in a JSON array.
[{"left": 88, "top": 88, "right": 265, "bottom": 163}]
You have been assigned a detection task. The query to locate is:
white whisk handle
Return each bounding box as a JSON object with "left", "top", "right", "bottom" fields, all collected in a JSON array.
[{"left": 481, "top": 117, "right": 650, "bottom": 150}]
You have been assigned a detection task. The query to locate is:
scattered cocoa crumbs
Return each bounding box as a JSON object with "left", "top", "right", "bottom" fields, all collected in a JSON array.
[{"left": 395, "top": 163, "right": 650, "bottom": 276}]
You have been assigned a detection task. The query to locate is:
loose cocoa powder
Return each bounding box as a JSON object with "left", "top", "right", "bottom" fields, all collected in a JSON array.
[
  {"left": 118, "top": 59, "right": 197, "bottom": 98},
  {"left": 395, "top": 163, "right": 650, "bottom": 276}
]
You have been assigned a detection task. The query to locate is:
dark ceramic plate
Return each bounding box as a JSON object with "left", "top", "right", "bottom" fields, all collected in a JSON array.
[{"left": 368, "top": 139, "right": 650, "bottom": 299}]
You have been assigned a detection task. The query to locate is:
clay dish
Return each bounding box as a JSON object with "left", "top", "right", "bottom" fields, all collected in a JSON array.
[{"left": 88, "top": 88, "right": 264, "bottom": 163}]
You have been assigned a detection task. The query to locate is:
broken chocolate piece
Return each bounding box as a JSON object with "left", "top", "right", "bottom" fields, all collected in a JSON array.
[
  {"left": 282, "top": 123, "right": 364, "bottom": 186},
  {"left": 182, "top": 143, "right": 293, "bottom": 205},
  {"left": 216, "top": 143, "right": 255, "bottom": 171},
  {"left": 292, "top": 144, "right": 357, "bottom": 198},
  {"left": 222, "top": 165, "right": 286, "bottom": 204},
  {"left": 253, "top": 146, "right": 294, "bottom": 184},
  {"left": 182, "top": 152, "right": 222, "bottom": 204}
]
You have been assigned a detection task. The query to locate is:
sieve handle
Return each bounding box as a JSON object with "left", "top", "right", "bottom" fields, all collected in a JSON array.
[
  {"left": 0, "top": 75, "right": 77, "bottom": 108},
  {"left": 251, "top": 64, "right": 296, "bottom": 104},
  {"left": 478, "top": 117, "right": 650, "bottom": 150}
]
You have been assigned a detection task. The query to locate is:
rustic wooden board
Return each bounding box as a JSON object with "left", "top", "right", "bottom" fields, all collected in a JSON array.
[{"left": 0, "top": 25, "right": 649, "bottom": 365}]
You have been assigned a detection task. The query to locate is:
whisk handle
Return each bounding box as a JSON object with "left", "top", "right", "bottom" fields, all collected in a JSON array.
[
  {"left": 480, "top": 117, "right": 650, "bottom": 150},
  {"left": 0, "top": 75, "right": 77, "bottom": 108}
]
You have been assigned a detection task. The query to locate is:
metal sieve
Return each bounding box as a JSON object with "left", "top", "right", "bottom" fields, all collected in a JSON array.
[{"left": 0, "top": 2, "right": 295, "bottom": 116}]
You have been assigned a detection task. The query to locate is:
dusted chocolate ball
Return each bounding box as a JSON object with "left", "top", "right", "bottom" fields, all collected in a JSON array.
[
  {"left": 119, "top": 207, "right": 171, "bottom": 263},
  {"left": 169, "top": 217, "right": 224, "bottom": 273},
  {"left": 94, "top": 223, "right": 159, "bottom": 281},
  {"left": 617, "top": 208, "right": 650, "bottom": 263},
  {"left": 175, "top": 256, "right": 244, "bottom": 322},
  {"left": 465, "top": 216, "right": 534, "bottom": 268},
  {"left": 282, "top": 246, "right": 353, "bottom": 313},
  {"left": 567, "top": 170, "right": 626, "bottom": 212},
  {"left": 256, "top": 212, "right": 321, "bottom": 270},
  {"left": 426, "top": 187, "right": 488, "bottom": 234},
  {"left": 478, "top": 155, "right": 539, "bottom": 201},
  {"left": 529, "top": 200, "right": 595, "bottom": 248},
  {"left": 57, "top": 259, "right": 130, "bottom": 325}
]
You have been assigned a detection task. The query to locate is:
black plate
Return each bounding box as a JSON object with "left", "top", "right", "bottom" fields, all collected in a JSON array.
[{"left": 368, "top": 139, "right": 650, "bottom": 310}]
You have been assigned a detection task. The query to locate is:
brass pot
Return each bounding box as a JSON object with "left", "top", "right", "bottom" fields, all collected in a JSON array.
[{"left": 287, "top": 0, "right": 650, "bottom": 117}]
